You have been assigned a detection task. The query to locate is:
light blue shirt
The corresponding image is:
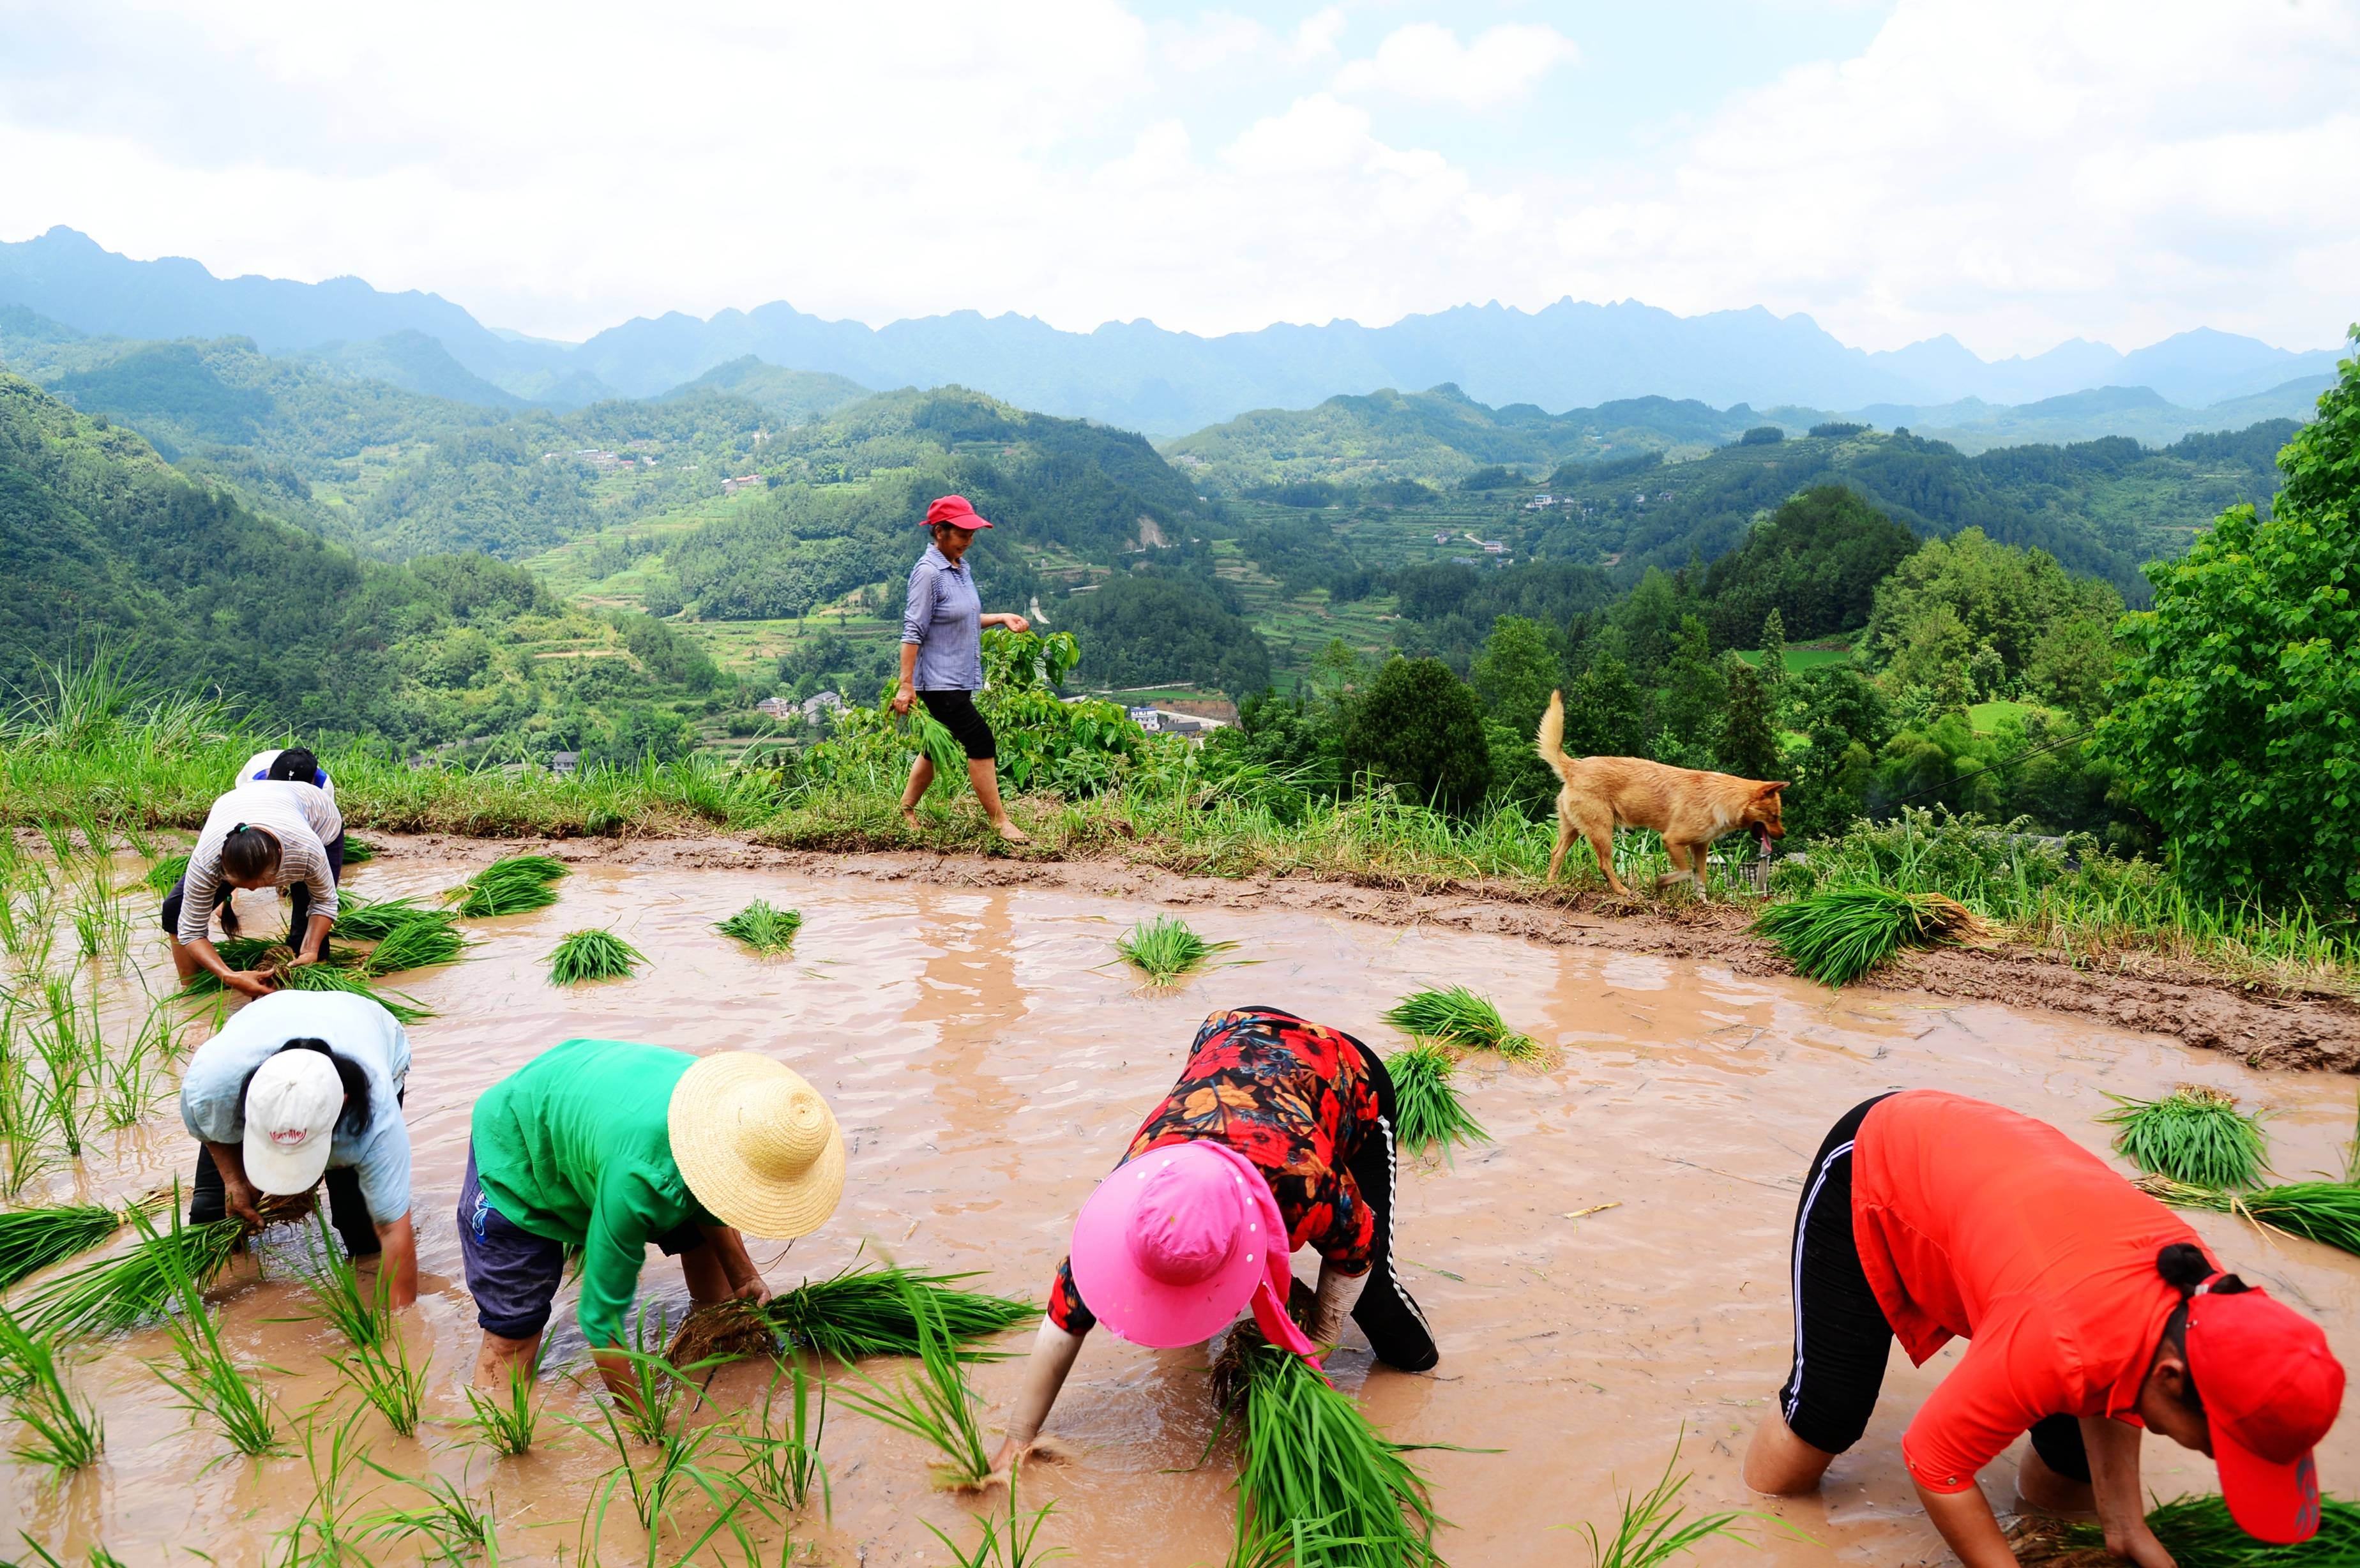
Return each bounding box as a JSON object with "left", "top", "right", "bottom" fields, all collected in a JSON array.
[
  {"left": 178, "top": 991, "right": 414, "bottom": 1223},
  {"left": 901, "top": 542, "right": 985, "bottom": 691}
]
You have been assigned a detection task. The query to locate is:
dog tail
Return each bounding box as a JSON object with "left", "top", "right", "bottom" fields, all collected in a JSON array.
[{"left": 1535, "top": 689, "right": 1570, "bottom": 776}]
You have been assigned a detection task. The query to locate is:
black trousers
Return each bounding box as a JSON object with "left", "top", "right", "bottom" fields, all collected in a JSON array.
[
  {"left": 1336, "top": 1027, "right": 1440, "bottom": 1372},
  {"left": 162, "top": 829, "right": 345, "bottom": 954},
  {"left": 191, "top": 1145, "right": 378, "bottom": 1258},
  {"left": 1778, "top": 1093, "right": 2088, "bottom": 1482}
]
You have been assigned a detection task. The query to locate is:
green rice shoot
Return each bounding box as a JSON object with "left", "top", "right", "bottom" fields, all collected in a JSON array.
[
  {"left": 333, "top": 895, "right": 438, "bottom": 940},
  {"left": 461, "top": 1357, "right": 542, "bottom": 1458},
  {"left": 340, "top": 837, "right": 380, "bottom": 864},
  {"left": 1116, "top": 915, "right": 1237, "bottom": 985},
  {"left": 2099, "top": 1085, "right": 2269, "bottom": 1190},
  {"left": 1382, "top": 986, "right": 1540, "bottom": 1061},
  {"left": 143, "top": 851, "right": 190, "bottom": 897},
  {"left": 1215, "top": 1322, "right": 1444, "bottom": 1568},
  {"left": 356, "top": 911, "right": 468, "bottom": 977},
  {"left": 548, "top": 928, "right": 646, "bottom": 985},
  {"left": 1751, "top": 885, "right": 1983, "bottom": 988},
  {"left": 2011, "top": 1492, "right": 2360, "bottom": 1566},
  {"left": 0, "top": 1202, "right": 126, "bottom": 1291},
  {"left": 261, "top": 960, "right": 435, "bottom": 1024},
  {"left": 137, "top": 1206, "right": 282, "bottom": 1456},
  {"left": 290, "top": 1207, "right": 384, "bottom": 1350},
  {"left": 715, "top": 899, "right": 804, "bottom": 954},
  {"left": 833, "top": 1273, "right": 994, "bottom": 1489},
  {"left": 331, "top": 1318, "right": 427, "bottom": 1438},
  {"left": 2137, "top": 1175, "right": 2360, "bottom": 1262},
  {"left": 760, "top": 1257, "right": 1040, "bottom": 1364},
  {"left": 1561, "top": 1428, "right": 1780, "bottom": 1565},
  {"left": 26, "top": 1206, "right": 245, "bottom": 1339},
  {"left": 1386, "top": 1043, "right": 1490, "bottom": 1159},
  {"left": 0, "top": 1302, "right": 104, "bottom": 1470},
  {"left": 448, "top": 854, "right": 568, "bottom": 918}
]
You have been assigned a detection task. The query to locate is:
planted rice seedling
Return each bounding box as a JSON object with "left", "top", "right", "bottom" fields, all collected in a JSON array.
[
  {"left": 0, "top": 1200, "right": 125, "bottom": 1290},
  {"left": 925, "top": 1463, "right": 1064, "bottom": 1567},
  {"left": 732, "top": 1358, "right": 831, "bottom": 1522},
  {"left": 760, "top": 1257, "right": 1039, "bottom": 1364},
  {"left": 362, "top": 1463, "right": 497, "bottom": 1567},
  {"left": 1751, "top": 885, "right": 1983, "bottom": 988},
  {"left": 2099, "top": 1086, "right": 2268, "bottom": 1189},
  {"left": 1214, "top": 1323, "right": 1444, "bottom": 1568},
  {"left": 1559, "top": 1430, "right": 1781, "bottom": 1566},
  {"left": 27, "top": 1203, "right": 244, "bottom": 1338},
  {"left": 569, "top": 1339, "right": 756, "bottom": 1564},
  {"left": 2011, "top": 1493, "right": 2360, "bottom": 1566},
  {"left": 139, "top": 1207, "right": 283, "bottom": 1456},
  {"left": 143, "top": 851, "right": 190, "bottom": 898},
  {"left": 716, "top": 900, "right": 803, "bottom": 954},
  {"left": 294, "top": 1207, "right": 386, "bottom": 1350},
  {"left": 1382, "top": 986, "right": 1539, "bottom": 1062},
  {"left": 331, "top": 1317, "right": 428, "bottom": 1438},
  {"left": 2137, "top": 1175, "right": 2360, "bottom": 1262},
  {"left": 834, "top": 1275, "right": 995, "bottom": 1489},
  {"left": 460, "top": 1359, "right": 542, "bottom": 1459},
  {"left": 447, "top": 855, "right": 568, "bottom": 919},
  {"left": 69, "top": 875, "right": 126, "bottom": 961},
  {"left": 272, "top": 1406, "right": 381, "bottom": 1568},
  {"left": 1385, "top": 1043, "right": 1488, "bottom": 1159},
  {"left": 547, "top": 928, "right": 646, "bottom": 986},
  {"left": 357, "top": 913, "right": 468, "bottom": 977},
  {"left": 0, "top": 1304, "right": 104, "bottom": 1470},
  {"left": 1115, "top": 915, "right": 1236, "bottom": 985}
]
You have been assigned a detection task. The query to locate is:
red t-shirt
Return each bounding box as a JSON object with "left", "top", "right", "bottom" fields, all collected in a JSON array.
[{"left": 1851, "top": 1090, "right": 2207, "bottom": 1493}]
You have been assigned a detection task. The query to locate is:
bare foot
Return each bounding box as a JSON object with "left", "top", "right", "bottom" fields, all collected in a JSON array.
[
  {"left": 994, "top": 819, "right": 1032, "bottom": 845},
  {"left": 900, "top": 806, "right": 922, "bottom": 833}
]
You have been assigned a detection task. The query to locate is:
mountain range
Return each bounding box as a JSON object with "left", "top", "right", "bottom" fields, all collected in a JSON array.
[{"left": 0, "top": 225, "right": 2343, "bottom": 437}]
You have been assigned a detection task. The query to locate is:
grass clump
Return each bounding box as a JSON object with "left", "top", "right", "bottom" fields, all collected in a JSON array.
[
  {"left": 1751, "top": 884, "right": 1983, "bottom": 987},
  {"left": 547, "top": 927, "right": 646, "bottom": 985},
  {"left": 835, "top": 1275, "right": 995, "bottom": 1489},
  {"left": 1382, "top": 986, "right": 1539, "bottom": 1061},
  {"left": 1115, "top": 915, "right": 1237, "bottom": 985},
  {"left": 448, "top": 854, "right": 568, "bottom": 919},
  {"left": 27, "top": 1207, "right": 245, "bottom": 1339},
  {"left": 1386, "top": 1043, "right": 1489, "bottom": 1159},
  {"left": 1560, "top": 1430, "right": 1781, "bottom": 1565},
  {"left": 0, "top": 1201, "right": 126, "bottom": 1290},
  {"left": 2137, "top": 1175, "right": 2360, "bottom": 1262},
  {"left": 2012, "top": 1493, "right": 2360, "bottom": 1565},
  {"left": 2100, "top": 1085, "right": 2268, "bottom": 1189},
  {"left": 0, "top": 1303, "right": 105, "bottom": 1470},
  {"left": 760, "top": 1256, "right": 1040, "bottom": 1364},
  {"left": 716, "top": 898, "right": 803, "bottom": 954},
  {"left": 1213, "top": 1322, "right": 1444, "bottom": 1568}
]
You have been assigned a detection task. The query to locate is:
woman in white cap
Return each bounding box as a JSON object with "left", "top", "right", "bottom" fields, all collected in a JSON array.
[
  {"left": 460, "top": 1039, "right": 844, "bottom": 1405},
  {"left": 177, "top": 990, "right": 416, "bottom": 1305}
]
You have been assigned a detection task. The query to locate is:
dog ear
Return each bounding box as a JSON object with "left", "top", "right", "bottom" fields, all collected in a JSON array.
[{"left": 1757, "top": 781, "right": 1790, "bottom": 795}]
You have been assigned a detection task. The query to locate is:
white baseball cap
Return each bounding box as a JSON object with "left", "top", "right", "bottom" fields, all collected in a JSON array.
[{"left": 242, "top": 1051, "right": 345, "bottom": 1195}]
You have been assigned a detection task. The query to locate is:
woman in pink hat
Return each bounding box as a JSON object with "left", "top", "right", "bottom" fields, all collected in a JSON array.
[
  {"left": 992, "top": 1005, "right": 1438, "bottom": 1474},
  {"left": 893, "top": 494, "right": 1032, "bottom": 843}
]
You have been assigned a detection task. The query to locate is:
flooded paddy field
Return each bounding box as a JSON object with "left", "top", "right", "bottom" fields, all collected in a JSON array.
[{"left": 8, "top": 848, "right": 2359, "bottom": 1565}]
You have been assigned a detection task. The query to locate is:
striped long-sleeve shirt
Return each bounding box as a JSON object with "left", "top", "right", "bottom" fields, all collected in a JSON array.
[
  {"left": 177, "top": 782, "right": 344, "bottom": 945},
  {"left": 900, "top": 543, "right": 984, "bottom": 691}
]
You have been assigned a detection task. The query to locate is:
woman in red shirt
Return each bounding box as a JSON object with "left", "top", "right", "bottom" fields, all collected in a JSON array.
[
  {"left": 1745, "top": 1090, "right": 2343, "bottom": 1568},
  {"left": 990, "top": 1005, "right": 1439, "bottom": 1474}
]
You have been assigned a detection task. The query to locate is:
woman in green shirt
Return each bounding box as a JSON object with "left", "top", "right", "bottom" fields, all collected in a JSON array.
[{"left": 460, "top": 1039, "right": 845, "bottom": 1405}]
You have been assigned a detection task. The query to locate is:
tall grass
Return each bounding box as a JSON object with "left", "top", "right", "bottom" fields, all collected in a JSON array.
[{"left": 2100, "top": 1086, "right": 2269, "bottom": 1189}]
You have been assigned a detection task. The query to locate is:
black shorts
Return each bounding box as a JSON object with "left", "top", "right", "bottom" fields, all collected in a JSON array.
[
  {"left": 918, "top": 689, "right": 995, "bottom": 762},
  {"left": 1776, "top": 1092, "right": 2088, "bottom": 1482}
]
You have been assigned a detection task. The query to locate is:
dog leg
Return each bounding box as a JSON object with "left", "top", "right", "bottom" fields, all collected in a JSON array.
[
  {"left": 1548, "top": 810, "right": 1577, "bottom": 882},
  {"left": 1587, "top": 825, "right": 1629, "bottom": 895}
]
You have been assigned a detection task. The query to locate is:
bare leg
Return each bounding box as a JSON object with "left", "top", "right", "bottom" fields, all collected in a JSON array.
[
  {"left": 2016, "top": 1444, "right": 2097, "bottom": 1514},
  {"left": 900, "top": 755, "right": 935, "bottom": 830},
  {"left": 967, "top": 758, "right": 1031, "bottom": 843},
  {"left": 168, "top": 936, "right": 200, "bottom": 984},
  {"left": 473, "top": 1329, "right": 543, "bottom": 1390},
  {"left": 1743, "top": 1407, "right": 1838, "bottom": 1495},
  {"left": 680, "top": 1243, "right": 734, "bottom": 1304}
]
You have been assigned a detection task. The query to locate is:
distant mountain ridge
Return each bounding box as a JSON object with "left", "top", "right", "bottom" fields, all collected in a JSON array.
[{"left": 1, "top": 226, "right": 2343, "bottom": 435}]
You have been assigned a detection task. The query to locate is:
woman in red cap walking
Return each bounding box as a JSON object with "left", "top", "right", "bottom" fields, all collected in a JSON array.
[
  {"left": 1746, "top": 1090, "right": 2345, "bottom": 1567},
  {"left": 990, "top": 1005, "right": 1438, "bottom": 1475},
  {"left": 895, "top": 494, "right": 1034, "bottom": 842}
]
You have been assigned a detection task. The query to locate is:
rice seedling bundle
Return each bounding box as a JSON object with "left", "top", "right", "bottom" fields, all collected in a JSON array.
[
  {"left": 2100, "top": 1085, "right": 2269, "bottom": 1189},
  {"left": 1751, "top": 886, "right": 1983, "bottom": 988},
  {"left": 905, "top": 708, "right": 970, "bottom": 783},
  {"left": 1386, "top": 1043, "right": 1488, "bottom": 1159},
  {"left": 716, "top": 899, "right": 803, "bottom": 954},
  {"left": 448, "top": 854, "right": 568, "bottom": 919},
  {"left": 341, "top": 837, "right": 381, "bottom": 864},
  {"left": 547, "top": 928, "right": 646, "bottom": 985},
  {"left": 25, "top": 1209, "right": 245, "bottom": 1339},
  {"left": 1214, "top": 1323, "right": 1443, "bottom": 1568},
  {"left": 2137, "top": 1175, "right": 2360, "bottom": 1261},
  {"left": 1116, "top": 915, "right": 1237, "bottom": 985},
  {"left": 262, "top": 958, "right": 435, "bottom": 1025},
  {"left": 759, "top": 1258, "right": 1040, "bottom": 1364},
  {"left": 356, "top": 910, "right": 467, "bottom": 977},
  {"left": 334, "top": 895, "right": 438, "bottom": 941},
  {"left": 2011, "top": 1493, "right": 2360, "bottom": 1567},
  {"left": 0, "top": 1303, "right": 104, "bottom": 1470},
  {"left": 833, "top": 1275, "right": 994, "bottom": 1489},
  {"left": 1382, "top": 986, "right": 1540, "bottom": 1061},
  {"left": 0, "top": 1201, "right": 123, "bottom": 1290}
]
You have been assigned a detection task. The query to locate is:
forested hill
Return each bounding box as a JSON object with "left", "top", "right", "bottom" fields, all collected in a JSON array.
[{"left": 0, "top": 372, "right": 731, "bottom": 764}]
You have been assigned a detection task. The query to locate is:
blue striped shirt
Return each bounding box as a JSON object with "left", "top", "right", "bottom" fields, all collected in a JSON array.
[{"left": 902, "top": 543, "right": 984, "bottom": 691}]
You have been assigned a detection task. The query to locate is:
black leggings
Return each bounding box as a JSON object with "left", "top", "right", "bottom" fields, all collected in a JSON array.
[
  {"left": 918, "top": 689, "right": 996, "bottom": 762},
  {"left": 162, "top": 830, "right": 346, "bottom": 956},
  {"left": 1337, "top": 1027, "right": 1440, "bottom": 1372},
  {"left": 1777, "top": 1092, "right": 2088, "bottom": 1482}
]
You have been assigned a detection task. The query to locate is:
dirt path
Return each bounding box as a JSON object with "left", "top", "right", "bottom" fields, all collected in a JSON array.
[{"left": 375, "top": 832, "right": 2360, "bottom": 1073}]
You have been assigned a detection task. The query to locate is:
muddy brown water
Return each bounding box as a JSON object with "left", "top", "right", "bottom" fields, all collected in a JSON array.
[{"left": 8, "top": 857, "right": 2360, "bottom": 1565}]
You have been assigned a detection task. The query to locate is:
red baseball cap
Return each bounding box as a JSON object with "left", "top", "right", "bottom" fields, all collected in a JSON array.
[
  {"left": 924, "top": 494, "right": 992, "bottom": 529},
  {"left": 2186, "top": 1278, "right": 2345, "bottom": 1543}
]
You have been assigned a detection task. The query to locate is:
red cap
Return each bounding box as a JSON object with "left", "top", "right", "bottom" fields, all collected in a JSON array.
[
  {"left": 2186, "top": 1279, "right": 2345, "bottom": 1544},
  {"left": 925, "top": 494, "right": 992, "bottom": 529}
]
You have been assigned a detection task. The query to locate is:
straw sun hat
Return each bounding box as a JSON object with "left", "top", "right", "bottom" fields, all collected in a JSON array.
[{"left": 667, "top": 1052, "right": 845, "bottom": 1239}]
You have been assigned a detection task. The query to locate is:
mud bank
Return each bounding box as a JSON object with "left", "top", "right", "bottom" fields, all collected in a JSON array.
[{"left": 376, "top": 833, "right": 2360, "bottom": 1074}]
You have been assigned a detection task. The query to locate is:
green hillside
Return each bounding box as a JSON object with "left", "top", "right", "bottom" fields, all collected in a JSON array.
[{"left": 658, "top": 355, "right": 871, "bottom": 421}]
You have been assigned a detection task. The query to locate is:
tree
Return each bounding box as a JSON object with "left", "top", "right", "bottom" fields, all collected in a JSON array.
[
  {"left": 1718, "top": 662, "right": 1781, "bottom": 780},
  {"left": 1342, "top": 656, "right": 1494, "bottom": 813},
  {"left": 1654, "top": 615, "right": 1727, "bottom": 756},
  {"left": 2093, "top": 331, "right": 2360, "bottom": 908},
  {"left": 1861, "top": 527, "right": 2121, "bottom": 683},
  {"left": 1560, "top": 645, "right": 1647, "bottom": 759},
  {"left": 1469, "top": 615, "right": 1562, "bottom": 738},
  {"left": 2025, "top": 615, "right": 2119, "bottom": 721},
  {"left": 1757, "top": 608, "right": 1789, "bottom": 694}
]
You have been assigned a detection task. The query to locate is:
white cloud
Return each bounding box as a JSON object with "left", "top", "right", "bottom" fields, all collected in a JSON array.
[{"left": 1332, "top": 22, "right": 1580, "bottom": 109}]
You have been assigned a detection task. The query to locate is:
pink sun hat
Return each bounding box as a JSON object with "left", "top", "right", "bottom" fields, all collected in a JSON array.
[{"left": 1070, "top": 1142, "right": 1321, "bottom": 1364}]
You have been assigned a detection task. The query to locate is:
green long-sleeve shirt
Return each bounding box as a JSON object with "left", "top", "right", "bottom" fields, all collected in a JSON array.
[{"left": 470, "top": 1039, "right": 717, "bottom": 1348}]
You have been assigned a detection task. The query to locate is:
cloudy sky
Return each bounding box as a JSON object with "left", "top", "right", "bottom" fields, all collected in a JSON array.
[{"left": 2, "top": 0, "right": 2354, "bottom": 356}]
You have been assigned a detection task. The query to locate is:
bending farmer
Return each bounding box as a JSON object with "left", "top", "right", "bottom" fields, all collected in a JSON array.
[
  {"left": 893, "top": 492, "right": 1032, "bottom": 843},
  {"left": 461, "top": 1040, "right": 844, "bottom": 1405},
  {"left": 164, "top": 773, "right": 345, "bottom": 999},
  {"left": 994, "top": 1005, "right": 1437, "bottom": 1472},
  {"left": 239, "top": 743, "right": 336, "bottom": 803},
  {"left": 1746, "top": 1090, "right": 2345, "bottom": 1566},
  {"left": 178, "top": 991, "right": 416, "bottom": 1307}
]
